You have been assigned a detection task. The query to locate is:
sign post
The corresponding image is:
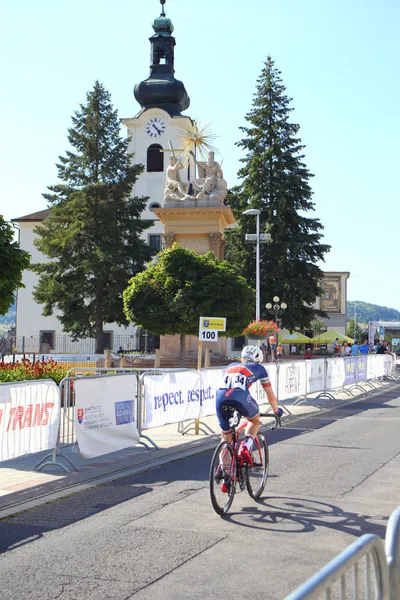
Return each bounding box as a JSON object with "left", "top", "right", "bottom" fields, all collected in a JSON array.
[{"left": 195, "top": 317, "right": 226, "bottom": 434}]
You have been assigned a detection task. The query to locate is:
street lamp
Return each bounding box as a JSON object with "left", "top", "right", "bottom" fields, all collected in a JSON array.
[
  {"left": 243, "top": 209, "right": 271, "bottom": 322},
  {"left": 265, "top": 297, "right": 287, "bottom": 343},
  {"left": 243, "top": 209, "right": 261, "bottom": 321}
]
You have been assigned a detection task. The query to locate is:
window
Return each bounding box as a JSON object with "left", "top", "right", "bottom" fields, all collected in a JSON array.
[
  {"left": 233, "top": 336, "right": 246, "bottom": 351},
  {"left": 40, "top": 331, "right": 55, "bottom": 350},
  {"left": 103, "top": 331, "right": 113, "bottom": 350},
  {"left": 149, "top": 202, "right": 161, "bottom": 212},
  {"left": 147, "top": 144, "right": 164, "bottom": 172},
  {"left": 149, "top": 234, "right": 161, "bottom": 252}
]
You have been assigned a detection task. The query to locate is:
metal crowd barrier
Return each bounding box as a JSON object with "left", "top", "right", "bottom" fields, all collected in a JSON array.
[
  {"left": 286, "top": 506, "right": 400, "bottom": 600},
  {"left": 6, "top": 354, "right": 397, "bottom": 472}
]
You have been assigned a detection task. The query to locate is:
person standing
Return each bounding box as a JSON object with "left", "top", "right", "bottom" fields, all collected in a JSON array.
[
  {"left": 333, "top": 338, "right": 340, "bottom": 357},
  {"left": 268, "top": 333, "right": 277, "bottom": 361},
  {"left": 276, "top": 343, "right": 283, "bottom": 360},
  {"left": 351, "top": 341, "right": 359, "bottom": 356}
]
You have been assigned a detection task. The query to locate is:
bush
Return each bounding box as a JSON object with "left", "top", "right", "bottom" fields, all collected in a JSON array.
[{"left": 0, "top": 359, "right": 68, "bottom": 385}]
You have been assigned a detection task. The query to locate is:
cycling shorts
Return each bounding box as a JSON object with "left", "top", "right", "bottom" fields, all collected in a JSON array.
[{"left": 216, "top": 388, "right": 259, "bottom": 433}]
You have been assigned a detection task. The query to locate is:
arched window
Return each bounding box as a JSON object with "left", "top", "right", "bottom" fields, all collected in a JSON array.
[
  {"left": 149, "top": 202, "right": 161, "bottom": 212},
  {"left": 147, "top": 144, "right": 164, "bottom": 172}
]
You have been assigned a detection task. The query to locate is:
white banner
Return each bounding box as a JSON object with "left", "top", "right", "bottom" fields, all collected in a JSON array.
[
  {"left": 0, "top": 380, "right": 60, "bottom": 462},
  {"left": 75, "top": 375, "right": 139, "bottom": 458},
  {"left": 306, "top": 359, "right": 326, "bottom": 394},
  {"left": 250, "top": 363, "right": 278, "bottom": 405},
  {"left": 325, "top": 358, "right": 345, "bottom": 390},
  {"left": 143, "top": 370, "right": 202, "bottom": 429},
  {"left": 199, "top": 368, "right": 226, "bottom": 418},
  {"left": 278, "top": 362, "right": 306, "bottom": 401}
]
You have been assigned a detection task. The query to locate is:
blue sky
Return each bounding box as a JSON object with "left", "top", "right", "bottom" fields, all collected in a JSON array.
[{"left": 1, "top": 0, "right": 399, "bottom": 309}]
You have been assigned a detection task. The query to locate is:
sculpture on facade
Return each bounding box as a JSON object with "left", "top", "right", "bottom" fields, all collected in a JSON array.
[
  {"left": 163, "top": 147, "right": 227, "bottom": 205},
  {"left": 164, "top": 155, "right": 188, "bottom": 201},
  {"left": 190, "top": 150, "right": 227, "bottom": 204}
]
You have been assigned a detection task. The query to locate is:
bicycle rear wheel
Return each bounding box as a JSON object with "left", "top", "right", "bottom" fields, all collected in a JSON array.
[
  {"left": 209, "top": 441, "right": 236, "bottom": 515},
  {"left": 246, "top": 433, "right": 269, "bottom": 499}
]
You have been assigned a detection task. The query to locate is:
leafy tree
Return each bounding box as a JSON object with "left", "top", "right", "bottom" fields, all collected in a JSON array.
[
  {"left": 225, "top": 57, "right": 330, "bottom": 330},
  {"left": 32, "top": 82, "right": 153, "bottom": 353},
  {"left": 310, "top": 318, "right": 325, "bottom": 341},
  {"left": 0, "top": 217, "right": 30, "bottom": 316},
  {"left": 346, "top": 319, "right": 364, "bottom": 342},
  {"left": 123, "top": 244, "right": 255, "bottom": 366}
]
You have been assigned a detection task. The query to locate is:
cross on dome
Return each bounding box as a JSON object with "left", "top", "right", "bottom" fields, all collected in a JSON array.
[{"left": 160, "top": 0, "right": 166, "bottom": 16}]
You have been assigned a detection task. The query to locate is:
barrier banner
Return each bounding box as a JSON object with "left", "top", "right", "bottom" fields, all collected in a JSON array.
[
  {"left": 199, "top": 368, "right": 226, "bottom": 417},
  {"left": 143, "top": 370, "right": 204, "bottom": 429},
  {"left": 383, "top": 355, "right": 393, "bottom": 376},
  {"left": 344, "top": 357, "right": 356, "bottom": 385},
  {"left": 306, "top": 359, "right": 326, "bottom": 394},
  {"left": 250, "top": 363, "right": 278, "bottom": 406},
  {"left": 75, "top": 375, "right": 139, "bottom": 458},
  {"left": 0, "top": 380, "right": 60, "bottom": 462},
  {"left": 356, "top": 356, "right": 367, "bottom": 382},
  {"left": 367, "top": 355, "right": 379, "bottom": 380},
  {"left": 326, "top": 358, "right": 345, "bottom": 390},
  {"left": 278, "top": 362, "right": 306, "bottom": 401}
]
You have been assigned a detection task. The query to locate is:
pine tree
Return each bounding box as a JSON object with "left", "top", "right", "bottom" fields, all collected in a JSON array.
[
  {"left": 225, "top": 57, "right": 330, "bottom": 331},
  {"left": 32, "top": 82, "right": 153, "bottom": 353}
]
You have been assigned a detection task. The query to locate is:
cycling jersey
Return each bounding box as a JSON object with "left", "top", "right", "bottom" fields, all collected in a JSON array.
[{"left": 216, "top": 362, "right": 271, "bottom": 432}]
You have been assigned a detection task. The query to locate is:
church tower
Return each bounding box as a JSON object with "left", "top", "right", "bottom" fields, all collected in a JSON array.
[{"left": 121, "top": 0, "right": 192, "bottom": 253}]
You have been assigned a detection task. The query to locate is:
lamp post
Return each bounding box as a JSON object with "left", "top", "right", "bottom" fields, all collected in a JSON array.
[
  {"left": 265, "top": 296, "right": 287, "bottom": 343},
  {"left": 354, "top": 303, "right": 358, "bottom": 342},
  {"left": 242, "top": 209, "right": 261, "bottom": 322}
]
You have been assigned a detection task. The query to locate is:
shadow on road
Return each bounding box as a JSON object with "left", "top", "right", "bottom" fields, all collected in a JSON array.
[{"left": 224, "top": 495, "right": 388, "bottom": 538}]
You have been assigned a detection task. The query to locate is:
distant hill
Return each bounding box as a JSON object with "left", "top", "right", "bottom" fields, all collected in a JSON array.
[
  {"left": 0, "top": 301, "right": 16, "bottom": 333},
  {"left": 347, "top": 301, "right": 400, "bottom": 324}
]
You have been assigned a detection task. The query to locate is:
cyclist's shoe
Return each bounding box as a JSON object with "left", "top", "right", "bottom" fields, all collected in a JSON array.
[
  {"left": 220, "top": 474, "right": 231, "bottom": 493},
  {"left": 238, "top": 442, "right": 254, "bottom": 467},
  {"left": 274, "top": 407, "right": 284, "bottom": 418}
]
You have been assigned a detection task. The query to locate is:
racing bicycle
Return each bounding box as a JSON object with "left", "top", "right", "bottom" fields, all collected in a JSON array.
[{"left": 209, "top": 408, "right": 281, "bottom": 515}]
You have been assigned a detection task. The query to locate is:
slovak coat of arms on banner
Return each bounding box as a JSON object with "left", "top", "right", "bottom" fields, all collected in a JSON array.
[{"left": 77, "top": 408, "right": 84, "bottom": 424}]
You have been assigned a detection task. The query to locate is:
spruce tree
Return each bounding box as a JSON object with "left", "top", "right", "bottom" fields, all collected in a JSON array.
[
  {"left": 32, "top": 82, "right": 153, "bottom": 353},
  {"left": 225, "top": 57, "right": 330, "bottom": 331}
]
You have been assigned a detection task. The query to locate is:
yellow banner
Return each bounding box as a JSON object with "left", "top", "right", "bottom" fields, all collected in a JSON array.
[{"left": 199, "top": 317, "right": 226, "bottom": 332}]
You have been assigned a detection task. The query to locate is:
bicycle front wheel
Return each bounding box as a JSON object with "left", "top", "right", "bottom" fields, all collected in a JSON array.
[
  {"left": 246, "top": 433, "right": 269, "bottom": 499},
  {"left": 209, "top": 441, "right": 236, "bottom": 515}
]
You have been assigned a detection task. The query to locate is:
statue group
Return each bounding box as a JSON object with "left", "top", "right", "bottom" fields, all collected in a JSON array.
[{"left": 164, "top": 150, "right": 227, "bottom": 205}]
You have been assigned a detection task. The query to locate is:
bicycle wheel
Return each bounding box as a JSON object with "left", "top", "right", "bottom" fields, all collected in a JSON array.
[
  {"left": 246, "top": 433, "right": 269, "bottom": 499},
  {"left": 209, "top": 441, "right": 236, "bottom": 515}
]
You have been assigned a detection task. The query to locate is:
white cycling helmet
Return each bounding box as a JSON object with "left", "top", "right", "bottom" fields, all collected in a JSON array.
[{"left": 241, "top": 345, "right": 263, "bottom": 363}]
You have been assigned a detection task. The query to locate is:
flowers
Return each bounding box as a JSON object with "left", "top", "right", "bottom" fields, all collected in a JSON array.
[
  {"left": 0, "top": 358, "right": 68, "bottom": 385},
  {"left": 243, "top": 320, "right": 279, "bottom": 337}
]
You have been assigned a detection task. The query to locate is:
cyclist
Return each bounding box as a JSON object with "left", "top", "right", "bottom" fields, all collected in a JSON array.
[{"left": 216, "top": 345, "right": 283, "bottom": 492}]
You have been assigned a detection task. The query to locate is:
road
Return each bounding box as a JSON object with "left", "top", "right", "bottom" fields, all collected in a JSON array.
[{"left": 1, "top": 386, "right": 400, "bottom": 600}]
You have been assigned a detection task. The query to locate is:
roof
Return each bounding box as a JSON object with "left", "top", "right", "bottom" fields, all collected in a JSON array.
[{"left": 11, "top": 209, "right": 51, "bottom": 222}]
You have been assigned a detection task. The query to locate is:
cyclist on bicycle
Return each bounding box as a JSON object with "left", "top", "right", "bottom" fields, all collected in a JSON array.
[{"left": 216, "top": 345, "right": 283, "bottom": 491}]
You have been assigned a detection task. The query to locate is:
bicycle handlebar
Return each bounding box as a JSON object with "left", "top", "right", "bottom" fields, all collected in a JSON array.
[{"left": 259, "top": 412, "right": 282, "bottom": 429}]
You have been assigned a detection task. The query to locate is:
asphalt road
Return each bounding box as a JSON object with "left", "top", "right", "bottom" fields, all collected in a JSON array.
[{"left": 1, "top": 386, "right": 400, "bottom": 600}]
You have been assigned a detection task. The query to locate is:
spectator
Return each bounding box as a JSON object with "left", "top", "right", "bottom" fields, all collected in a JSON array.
[
  {"left": 261, "top": 342, "right": 268, "bottom": 362},
  {"left": 346, "top": 343, "right": 352, "bottom": 356},
  {"left": 340, "top": 341, "right": 348, "bottom": 357},
  {"left": 376, "top": 342, "right": 388, "bottom": 354},
  {"left": 276, "top": 343, "right": 283, "bottom": 360},
  {"left": 304, "top": 346, "right": 313, "bottom": 359},
  {"left": 358, "top": 340, "right": 369, "bottom": 355},
  {"left": 351, "top": 341, "right": 359, "bottom": 356},
  {"left": 268, "top": 333, "right": 277, "bottom": 360},
  {"left": 291, "top": 344, "right": 297, "bottom": 354},
  {"left": 333, "top": 338, "right": 341, "bottom": 356}
]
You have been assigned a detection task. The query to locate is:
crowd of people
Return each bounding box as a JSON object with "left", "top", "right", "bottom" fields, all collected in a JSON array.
[{"left": 333, "top": 339, "right": 392, "bottom": 357}]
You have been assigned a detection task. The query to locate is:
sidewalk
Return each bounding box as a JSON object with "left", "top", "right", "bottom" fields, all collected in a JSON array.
[{"left": 0, "top": 383, "right": 396, "bottom": 517}]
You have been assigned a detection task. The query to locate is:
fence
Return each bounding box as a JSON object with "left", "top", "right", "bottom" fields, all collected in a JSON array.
[
  {"left": 2, "top": 334, "right": 142, "bottom": 355},
  {"left": 285, "top": 506, "right": 400, "bottom": 600},
  {"left": 0, "top": 354, "right": 398, "bottom": 470}
]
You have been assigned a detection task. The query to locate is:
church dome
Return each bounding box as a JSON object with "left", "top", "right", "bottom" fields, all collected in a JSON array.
[{"left": 133, "top": 1, "right": 190, "bottom": 116}]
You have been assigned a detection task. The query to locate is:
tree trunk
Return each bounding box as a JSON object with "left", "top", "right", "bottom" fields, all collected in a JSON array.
[
  {"left": 95, "top": 314, "right": 103, "bottom": 354},
  {"left": 179, "top": 334, "right": 185, "bottom": 368}
]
